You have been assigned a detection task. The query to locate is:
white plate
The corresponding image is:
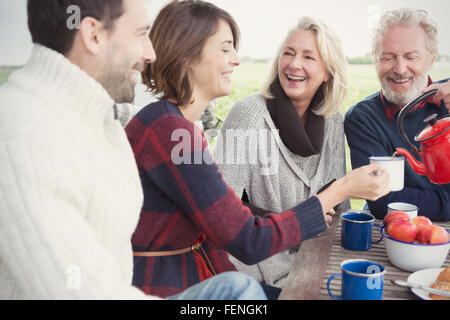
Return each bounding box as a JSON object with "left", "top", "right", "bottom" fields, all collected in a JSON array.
[{"left": 407, "top": 268, "right": 444, "bottom": 300}]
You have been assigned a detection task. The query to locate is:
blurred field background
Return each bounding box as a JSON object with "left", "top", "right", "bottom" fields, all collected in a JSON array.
[{"left": 1, "top": 62, "right": 449, "bottom": 209}]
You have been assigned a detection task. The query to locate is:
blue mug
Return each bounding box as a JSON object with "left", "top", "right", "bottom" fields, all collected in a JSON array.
[
  {"left": 327, "top": 259, "right": 386, "bottom": 300},
  {"left": 341, "top": 211, "right": 383, "bottom": 251}
]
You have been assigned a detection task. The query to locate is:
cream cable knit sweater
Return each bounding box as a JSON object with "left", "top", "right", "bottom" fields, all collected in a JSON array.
[
  {"left": 215, "top": 93, "right": 350, "bottom": 287},
  {"left": 0, "top": 45, "right": 158, "bottom": 299}
]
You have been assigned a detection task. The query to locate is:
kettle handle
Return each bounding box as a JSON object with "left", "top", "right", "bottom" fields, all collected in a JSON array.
[{"left": 396, "top": 89, "right": 439, "bottom": 155}]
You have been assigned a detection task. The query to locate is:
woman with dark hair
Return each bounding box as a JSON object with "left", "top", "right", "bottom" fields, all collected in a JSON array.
[{"left": 126, "top": 0, "right": 389, "bottom": 299}]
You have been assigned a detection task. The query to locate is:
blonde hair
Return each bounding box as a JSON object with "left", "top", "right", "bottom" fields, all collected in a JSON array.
[
  {"left": 371, "top": 8, "right": 438, "bottom": 59},
  {"left": 261, "top": 16, "right": 348, "bottom": 118}
]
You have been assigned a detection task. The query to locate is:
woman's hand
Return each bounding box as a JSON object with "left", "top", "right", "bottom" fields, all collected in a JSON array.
[
  {"left": 324, "top": 208, "right": 335, "bottom": 228},
  {"left": 313, "top": 192, "right": 336, "bottom": 227},
  {"left": 338, "top": 164, "right": 390, "bottom": 201},
  {"left": 315, "top": 164, "right": 390, "bottom": 214}
]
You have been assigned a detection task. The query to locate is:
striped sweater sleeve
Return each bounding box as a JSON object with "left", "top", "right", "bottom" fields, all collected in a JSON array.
[{"left": 128, "top": 113, "right": 327, "bottom": 265}]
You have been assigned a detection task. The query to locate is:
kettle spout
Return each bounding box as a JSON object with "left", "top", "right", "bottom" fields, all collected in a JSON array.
[{"left": 395, "top": 148, "right": 427, "bottom": 176}]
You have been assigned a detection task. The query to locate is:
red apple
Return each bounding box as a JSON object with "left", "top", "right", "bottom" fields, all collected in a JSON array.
[
  {"left": 386, "top": 218, "right": 418, "bottom": 243},
  {"left": 383, "top": 210, "right": 411, "bottom": 226},
  {"left": 417, "top": 225, "right": 450, "bottom": 244},
  {"left": 412, "top": 216, "right": 432, "bottom": 234}
]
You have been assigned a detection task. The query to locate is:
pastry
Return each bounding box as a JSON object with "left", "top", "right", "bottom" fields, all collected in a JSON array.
[{"left": 430, "top": 266, "right": 450, "bottom": 300}]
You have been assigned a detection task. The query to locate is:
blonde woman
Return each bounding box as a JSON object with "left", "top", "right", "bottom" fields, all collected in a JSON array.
[{"left": 215, "top": 16, "right": 351, "bottom": 288}]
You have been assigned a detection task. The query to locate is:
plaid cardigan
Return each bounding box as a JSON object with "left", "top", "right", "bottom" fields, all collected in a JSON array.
[{"left": 126, "top": 100, "right": 327, "bottom": 298}]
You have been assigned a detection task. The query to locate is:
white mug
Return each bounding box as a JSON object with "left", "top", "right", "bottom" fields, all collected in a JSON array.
[
  {"left": 387, "top": 202, "right": 418, "bottom": 219},
  {"left": 369, "top": 156, "right": 405, "bottom": 192}
]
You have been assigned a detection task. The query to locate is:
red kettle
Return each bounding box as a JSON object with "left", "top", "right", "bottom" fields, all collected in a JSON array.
[{"left": 395, "top": 89, "right": 450, "bottom": 184}]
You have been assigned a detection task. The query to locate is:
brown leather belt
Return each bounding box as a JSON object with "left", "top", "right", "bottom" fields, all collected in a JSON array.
[{"left": 133, "top": 243, "right": 201, "bottom": 257}]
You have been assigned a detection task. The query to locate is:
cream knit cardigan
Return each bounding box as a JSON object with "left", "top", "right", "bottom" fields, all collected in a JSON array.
[
  {"left": 215, "top": 93, "right": 350, "bottom": 287},
  {"left": 0, "top": 45, "right": 159, "bottom": 299}
]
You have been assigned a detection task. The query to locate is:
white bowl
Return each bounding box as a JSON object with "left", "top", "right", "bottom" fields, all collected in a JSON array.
[{"left": 382, "top": 228, "right": 450, "bottom": 272}]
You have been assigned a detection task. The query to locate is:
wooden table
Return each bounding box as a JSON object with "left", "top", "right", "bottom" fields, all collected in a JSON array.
[{"left": 279, "top": 211, "right": 450, "bottom": 300}]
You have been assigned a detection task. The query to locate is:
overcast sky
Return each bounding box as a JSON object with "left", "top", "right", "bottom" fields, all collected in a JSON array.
[{"left": 1, "top": 0, "right": 449, "bottom": 66}]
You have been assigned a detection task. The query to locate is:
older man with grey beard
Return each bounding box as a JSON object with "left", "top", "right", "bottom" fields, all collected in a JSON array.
[{"left": 345, "top": 7, "right": 450, "bottom": 222}]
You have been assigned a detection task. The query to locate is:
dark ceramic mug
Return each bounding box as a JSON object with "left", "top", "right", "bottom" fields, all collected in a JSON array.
[{"left": 341, "top": 211, "right": 383, "bottom": 251}]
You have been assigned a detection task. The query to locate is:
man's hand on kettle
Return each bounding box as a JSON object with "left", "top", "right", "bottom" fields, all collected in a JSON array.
[{"left": 423, "top": 80, "right": 450, "bottom": 111}]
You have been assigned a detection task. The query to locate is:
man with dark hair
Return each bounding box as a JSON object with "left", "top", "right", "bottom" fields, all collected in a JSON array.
[
  {"left": 0, "top": 0, "right": 267, "bottom": 300},
  {"left": 27, "top": 0, "right": 149, "bottom": 105},
  {"left": 27, "top": 0, "right": 125, "bottom": 55}
]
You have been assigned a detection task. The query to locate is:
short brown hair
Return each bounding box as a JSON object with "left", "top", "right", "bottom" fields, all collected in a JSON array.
[
  {"left": 142, "top": 0, "right": 240, "bottom": 106},
  {"left": 27, "top": 0, "right": 124, "bottom": 55}
]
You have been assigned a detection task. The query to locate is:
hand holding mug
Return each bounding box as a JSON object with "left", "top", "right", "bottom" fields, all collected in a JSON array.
[
  {"left": 315, "top": 164, "right": 389, "bottom": 215},
  {"left": 339, "top": 164, "right": 390, "bottom": 201},
  {"left": 370, "top": 156, "right": 405, "bottom": 191}
]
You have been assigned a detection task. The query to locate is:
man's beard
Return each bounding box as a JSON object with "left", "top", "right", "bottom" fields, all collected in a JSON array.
[
  {"left": 99, "top": 64, "right": 135, "bottom": 103},
  {"left": 379, "top": 72, "right": 429, "bottom": 106}
]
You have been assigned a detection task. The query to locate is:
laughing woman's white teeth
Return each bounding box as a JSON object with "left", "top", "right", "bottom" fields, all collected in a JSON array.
[{"left": 286, "top": 74, "right": 306, "bottom": 82}]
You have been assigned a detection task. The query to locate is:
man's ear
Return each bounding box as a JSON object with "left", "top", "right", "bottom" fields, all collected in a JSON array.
[{"left": 77, "top": 17, "right": 108, "bottom": 55}]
